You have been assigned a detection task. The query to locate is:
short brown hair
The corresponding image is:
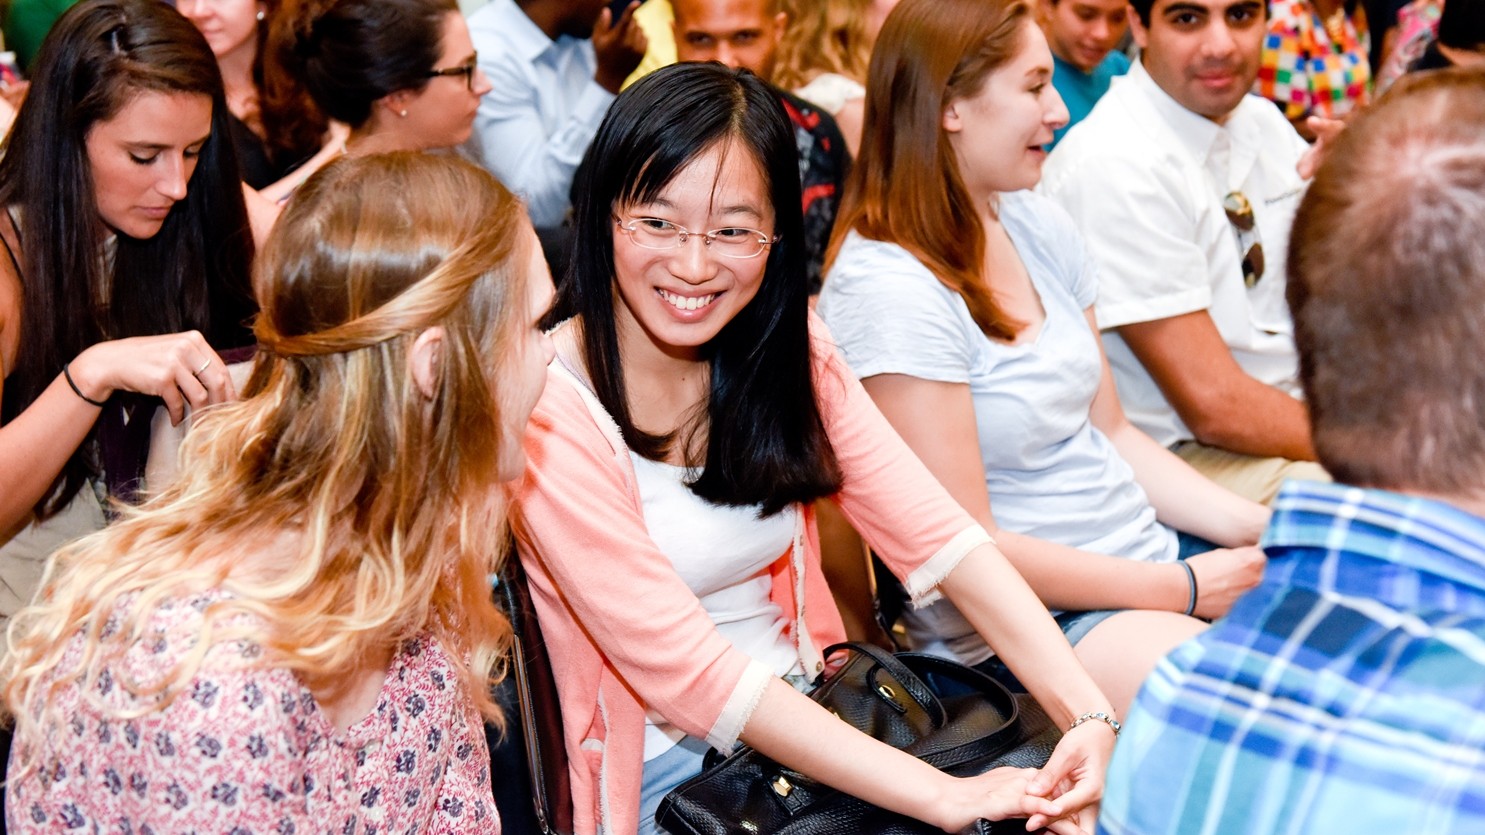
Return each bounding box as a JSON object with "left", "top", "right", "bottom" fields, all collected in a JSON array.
[{"left": 1288, "top": 67, "right": 1485, "bottom": 492}]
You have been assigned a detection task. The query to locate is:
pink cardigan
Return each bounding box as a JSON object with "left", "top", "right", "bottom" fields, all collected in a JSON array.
[{"left": 513, "top": 319, "right": 991, "bottom": 834}]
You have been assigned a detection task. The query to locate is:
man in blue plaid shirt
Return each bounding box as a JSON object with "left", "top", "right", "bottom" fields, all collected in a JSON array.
[{"left": 1099, "top": 67, "right": 1485, "bottom": 835}]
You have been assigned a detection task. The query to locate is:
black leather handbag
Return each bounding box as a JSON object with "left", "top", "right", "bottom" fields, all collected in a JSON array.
[{"left": 655, "top": 641, "right": 1061, "bottom": 835}]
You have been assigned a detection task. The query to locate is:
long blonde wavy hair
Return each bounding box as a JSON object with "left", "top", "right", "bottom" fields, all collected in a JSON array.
[
  {"left": 772, "top": 0, "right": 873, "bottom": 91},
  {"left": 2, "top": 152, "right": 530, "bottom": 761}
]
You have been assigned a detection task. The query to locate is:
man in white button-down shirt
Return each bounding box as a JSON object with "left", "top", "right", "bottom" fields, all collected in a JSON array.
[
  {"left": 1041, "top": 0, "right": 1329, "bottom": 504},
  {"left": 470, "top": 0, "right": 646, "bottom": 244}
]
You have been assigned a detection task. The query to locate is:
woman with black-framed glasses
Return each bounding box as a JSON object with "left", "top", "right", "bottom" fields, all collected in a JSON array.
[{"left": 282, "top": 0, "right": 491, "bottom": 156}]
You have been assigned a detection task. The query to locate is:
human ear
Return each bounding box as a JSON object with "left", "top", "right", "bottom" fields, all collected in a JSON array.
[
  {"left": 409, "top": 326, "right": 446, "bottom": 399},
  {"left": 381, "top": 88, "right": 414, "bottom": 119},
  {"left": 1127, "top": 6, "right": 1149, "bottom": 50},
  {"left": 942, "top": 101, "right": 964, "bottom": 133}
]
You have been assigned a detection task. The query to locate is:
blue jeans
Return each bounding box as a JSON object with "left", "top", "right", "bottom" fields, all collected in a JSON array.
[
  {"left": 974, "top": 530, "right": 1218, "bottom": 692},
  {"left": 638, "top": 736, "right": 710, "bottom": 835}
]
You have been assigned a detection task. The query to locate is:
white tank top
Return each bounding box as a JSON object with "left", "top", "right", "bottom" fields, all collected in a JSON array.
[{"left": 630, "top": 452, "right": 802, "bottom": 760}]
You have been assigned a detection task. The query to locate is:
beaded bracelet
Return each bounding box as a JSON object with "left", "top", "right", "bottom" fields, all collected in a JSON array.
[
  {"left": 63, "top": 362, "right": 106, "bottom": 408},
  {"left": 1069, "top": 711, "right": 1122, "bottom": 736},
  {"left": 1178, "top": 560, "right": 1198, "bottom": 617}
]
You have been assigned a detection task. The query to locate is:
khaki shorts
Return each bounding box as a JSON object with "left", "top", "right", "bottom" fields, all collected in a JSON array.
[{"left": 1173, "top": 441, "right": 1331, "bottom": 506}]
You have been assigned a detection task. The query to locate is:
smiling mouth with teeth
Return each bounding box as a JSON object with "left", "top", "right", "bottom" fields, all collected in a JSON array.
[{"left": 658, "top": 289, "right": 718, "bottom": 311}]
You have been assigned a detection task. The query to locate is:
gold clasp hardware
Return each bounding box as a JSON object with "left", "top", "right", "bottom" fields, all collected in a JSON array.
[
  {"left": 771, "top": 775, "right": 794, "bottom": 797},
  {"left": 875, "top": 683, "right": 897, "bottom": 701}
]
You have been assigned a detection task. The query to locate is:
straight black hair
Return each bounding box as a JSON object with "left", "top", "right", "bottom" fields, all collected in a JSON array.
[
  {"left": 0, "top": 0, "right": 256, "bottom": 518},
  {"left": 1438, "top": 0, "right": 1485, "bottom": 51},
  {"left": 560, "top": 62, "right": 842, "bottom": 515}
]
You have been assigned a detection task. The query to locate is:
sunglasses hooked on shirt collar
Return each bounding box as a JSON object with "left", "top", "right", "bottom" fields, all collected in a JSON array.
[{"left": 1223, "top": 191, "right": 1266, "bottom": 289}]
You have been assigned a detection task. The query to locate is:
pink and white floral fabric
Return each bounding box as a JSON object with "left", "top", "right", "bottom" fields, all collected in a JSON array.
[{"left": 6, "top": 594, "right": 498, "bottom": 834}]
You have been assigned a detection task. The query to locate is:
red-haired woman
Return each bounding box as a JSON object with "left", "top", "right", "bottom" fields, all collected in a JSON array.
[{"left": 818, "top": 0, "right": 1272, "bottom": 714}]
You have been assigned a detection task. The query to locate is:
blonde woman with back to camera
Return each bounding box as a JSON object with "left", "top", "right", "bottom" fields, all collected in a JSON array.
[{"left": 2, "top": 152, "right": 556, "bottom": 832}]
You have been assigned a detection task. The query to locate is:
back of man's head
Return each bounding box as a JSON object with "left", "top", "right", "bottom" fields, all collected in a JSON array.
[
  {"left": 1288, "top": 68, "right": 1485, "bottom": 495},
  {"left": 672, "top": 0, "right": 787, "bottom": 78}
]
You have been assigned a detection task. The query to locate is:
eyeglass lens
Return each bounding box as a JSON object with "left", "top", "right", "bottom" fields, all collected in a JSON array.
[{"left": 621, "top": 218, "right": 771, "bottom": 258}]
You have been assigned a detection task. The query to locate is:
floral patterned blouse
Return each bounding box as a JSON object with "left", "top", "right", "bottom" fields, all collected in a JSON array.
[{"left": 5, "top": 594, "right": 499, "bottom": 834}]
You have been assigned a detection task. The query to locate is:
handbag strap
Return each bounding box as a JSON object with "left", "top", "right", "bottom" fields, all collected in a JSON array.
[{"left": 823, "top": 642, "right": 947, "bottom": 727}]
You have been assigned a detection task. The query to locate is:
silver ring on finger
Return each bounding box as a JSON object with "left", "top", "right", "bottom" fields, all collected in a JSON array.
[{"left": 193, "top": 358, "right": 211, "bottom": 377}]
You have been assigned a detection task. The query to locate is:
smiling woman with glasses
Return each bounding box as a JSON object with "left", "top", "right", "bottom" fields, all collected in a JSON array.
[
  {"left": 512, "top": 60, "right": 1124, "bottom": 835},
  {"left": 284, "top": 0, "right": 491, "bottom": 154}
]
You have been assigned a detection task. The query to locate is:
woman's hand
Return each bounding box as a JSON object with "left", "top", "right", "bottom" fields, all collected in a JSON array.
[
  {"left": 1184, "top": 546, "right": 1266, "bottom": 620},
  {"left": 1022, "top": 720, "right": 1116, "bottom": 833},
  {"left": 70, "top": 331, "right": 236, "bottom": 424},
  {"left": 933, "top": 767, "right": 1087, "bottom": 835}
]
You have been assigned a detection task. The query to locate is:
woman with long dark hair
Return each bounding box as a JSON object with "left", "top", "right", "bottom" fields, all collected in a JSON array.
[
  {"left": 515, "top": 61, "right": 1117, "bottom": 835},
  {"left": 0, "top": 0, "right": 256, "bottom": 622}
]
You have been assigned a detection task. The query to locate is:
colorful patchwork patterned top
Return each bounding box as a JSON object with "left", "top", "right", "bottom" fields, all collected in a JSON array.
[
  {"left": 1098, "top": 480, "right": 1485, "bottom": 835},
  {"left": 1256, "top": 0, "right": 1372, "bottom": 121}
]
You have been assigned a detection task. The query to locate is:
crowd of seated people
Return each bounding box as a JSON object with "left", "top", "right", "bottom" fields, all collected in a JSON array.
[{"left": 0, "top": 0, "right": 1481, "bottom": 832}]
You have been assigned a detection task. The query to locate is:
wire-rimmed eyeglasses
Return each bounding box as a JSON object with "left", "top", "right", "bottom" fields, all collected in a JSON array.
[{"left": 615, "top": 216, "right": 780, "bottom": 259}]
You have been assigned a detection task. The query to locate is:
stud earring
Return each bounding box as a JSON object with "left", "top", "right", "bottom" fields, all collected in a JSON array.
[
  {"left": 256, "top": 9, "right": 265, "bottom": 20},
  {"left": 399, "top": 109, "right": 409, "bottom": 118}
]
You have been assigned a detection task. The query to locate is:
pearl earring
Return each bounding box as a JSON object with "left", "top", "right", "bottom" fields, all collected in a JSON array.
[
  {"left": 399, "top": 109, "right": 408, "bottom": 118},
  {"left": 256, "top": 9, "right": 265, "bottom": 20}
]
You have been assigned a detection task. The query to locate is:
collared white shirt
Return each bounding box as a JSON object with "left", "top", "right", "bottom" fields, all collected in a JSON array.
[
  {"left": 1041, "top": 60, "right": 1310, "bottom": 448},
  {"left": 470, "top": 0, "right": 615, "bottom": 231}
]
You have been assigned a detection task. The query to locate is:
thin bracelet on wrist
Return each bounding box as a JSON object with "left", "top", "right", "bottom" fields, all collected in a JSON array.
[
  {"left": 63, "top": 362, "right": 107, "bottom": 408},
  {"left": 1178, "top": 559, "right": 1198, "bottom": 617},
  {"left": 1069, "top": 710, "right": 1121, "bottom": 736}
]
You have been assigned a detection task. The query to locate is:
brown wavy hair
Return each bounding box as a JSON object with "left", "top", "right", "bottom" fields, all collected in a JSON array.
[
  {"left": 826, "top": 0, "right": 1031, "bottom": 341},
  {"left": 3, "top": 152, "right": 531, "bottom": 767},
  {"left": 772, "top": 0, "right": 872, "bottom": 91},
  {"left": 257, "top": 0, "right": 330, "bottom": 170}
]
